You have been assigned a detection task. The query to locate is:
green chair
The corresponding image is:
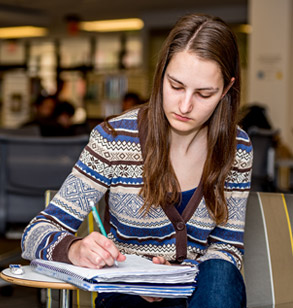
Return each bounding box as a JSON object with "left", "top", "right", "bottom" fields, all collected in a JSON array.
[{"left": 45, "top": 190, "right": 99, "bottom": 308}]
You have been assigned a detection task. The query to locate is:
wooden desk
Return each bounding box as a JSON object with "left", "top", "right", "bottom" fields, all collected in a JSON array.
[{"left": 0, "top": 265, "right": 77, "bottom": 308}]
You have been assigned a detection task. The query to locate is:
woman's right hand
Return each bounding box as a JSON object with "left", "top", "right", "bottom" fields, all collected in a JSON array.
[{"left": 68, "top": 231, "right": 126, "bottom": 268}]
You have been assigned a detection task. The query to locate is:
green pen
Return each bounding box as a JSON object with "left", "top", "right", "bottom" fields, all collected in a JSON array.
[
  {"left": 89, "top": 201, "right": 118, "bottom": 266},
  {"left": 89, "top": 201, "right": 107, "bottom": 237}
]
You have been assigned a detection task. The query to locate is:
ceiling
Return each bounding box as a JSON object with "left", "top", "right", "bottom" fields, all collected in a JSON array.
[{"left": 0, "top": 0, "right": 248, "bottom": 30}]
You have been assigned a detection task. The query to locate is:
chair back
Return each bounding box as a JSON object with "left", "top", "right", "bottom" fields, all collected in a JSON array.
[
  {"left": 45, "top": 191, "right": 293, "bottom": 307},
  {"left": 244, "top": 192, "right": 293, "bottom": 307},
  {"left": 0, "top": 134, "right": 88, "bottom": 234},
  {"left": 248, "top": 127, "right": 278, "bottom": 191},
  {"left": 0, "top": 126, "right": 41, "bottom": 136}
]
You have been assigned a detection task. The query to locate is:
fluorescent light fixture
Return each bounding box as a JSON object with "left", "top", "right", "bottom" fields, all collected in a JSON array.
[
  {"left": 0, "top": 26, "right": 48, "bottom": 39},
  {"left": 80, "top": 18, "right": 144, "bottom": 32}
]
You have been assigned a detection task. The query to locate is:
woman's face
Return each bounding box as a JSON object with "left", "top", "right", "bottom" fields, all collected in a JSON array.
[{"left": 163, "top": 50, "right": 225, "bottom": 137}]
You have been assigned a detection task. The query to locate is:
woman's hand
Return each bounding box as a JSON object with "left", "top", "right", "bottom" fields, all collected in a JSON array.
[
  {"left": 152, "top": 256, "right": 171, "bottom": 266},
  {"left": 140, "top": 296, "right": 164, "bottom": 303},
  {"left": 68, "top": 232, "right": 126, "bottom": 268},
  {"left": 141, "top": 256, "right": 171, "bottom": 303}
]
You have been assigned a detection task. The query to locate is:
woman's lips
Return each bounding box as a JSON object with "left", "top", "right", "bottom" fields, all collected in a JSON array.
[{"left": 174, "top": 113, "right": 191, "bottom": 122}]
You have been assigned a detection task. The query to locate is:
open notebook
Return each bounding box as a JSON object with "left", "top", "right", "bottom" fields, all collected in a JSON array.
[{"left": 31, "top": 254, "right": 198, "bottom": 298}]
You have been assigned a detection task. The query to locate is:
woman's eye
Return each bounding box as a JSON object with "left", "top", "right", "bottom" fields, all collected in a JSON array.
[
  {"left": 171, "top": 84, "right": 182, "bottom": 90},
  {"left": 198, "top": 93, "right": 211, "bottom": 99}
]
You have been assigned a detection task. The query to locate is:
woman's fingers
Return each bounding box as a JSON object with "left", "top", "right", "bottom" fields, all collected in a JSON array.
[
  {"left": 68, "top": 232, "right": 125, "bottom": 268},
  {"left": 141, "top": 296, "right": 163, "bottom": 303},
  {"left": 68, "top": 240, "right": 99, "bottom": 268},
  {"left": 117, "top": 252, "right": 127, "bottom": 262},
  {"left": 91, "top": 233, "right": 127, "bottom": 266},
  {"left": 152, "top": 256, "right": 171, "bottom": 266}
]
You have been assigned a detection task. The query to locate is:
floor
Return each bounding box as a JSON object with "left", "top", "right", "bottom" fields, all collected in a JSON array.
[
  {"left": 0, "top": 284, "right": 42, "bottom": 308},
  {"left": 0, "top": 227, "right": 44, "bottom": 308}
]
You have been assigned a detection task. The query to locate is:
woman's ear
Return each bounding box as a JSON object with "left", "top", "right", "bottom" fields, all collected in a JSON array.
[{"left": 221, "top": 77, "right": 235, "bottom": 99}]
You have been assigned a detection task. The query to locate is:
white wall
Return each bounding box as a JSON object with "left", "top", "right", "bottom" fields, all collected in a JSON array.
[{"left": 248, "top": 0, "right": 293, "bottom": 150}]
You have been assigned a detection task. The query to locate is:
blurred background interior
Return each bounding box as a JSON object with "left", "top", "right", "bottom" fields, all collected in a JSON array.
[{"left": 0, "top": 0, "right": 293, "bottom": 306}]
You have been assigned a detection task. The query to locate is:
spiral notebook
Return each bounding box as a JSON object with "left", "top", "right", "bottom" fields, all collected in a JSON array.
[{"left": 31, "top": 254, "right": 198, "bottom": 298}]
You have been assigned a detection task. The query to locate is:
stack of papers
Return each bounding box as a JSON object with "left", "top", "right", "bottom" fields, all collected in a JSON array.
[{"left": 31, "top": 254, "right": 198, "bottom": 298}]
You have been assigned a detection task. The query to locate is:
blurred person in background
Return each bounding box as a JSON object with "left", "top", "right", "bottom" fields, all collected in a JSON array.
[
  {"left": 52, "top": 100, "right": 75, "bottom": 136},
  {"left": 22, "top": 94, "right": 57, "bottom": 136},
  {"left": 122, "top": 92, "right": 143, "bottom": 111},
  {"left": 53, "top": 101, "right": 91, "bottom": 136}
]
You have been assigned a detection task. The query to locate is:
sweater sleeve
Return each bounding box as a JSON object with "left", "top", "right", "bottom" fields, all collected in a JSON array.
[{"left": 21, "top": 125, "right": 113, "bottom": 262}]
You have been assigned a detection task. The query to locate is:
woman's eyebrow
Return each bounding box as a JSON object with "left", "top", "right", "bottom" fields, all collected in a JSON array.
[
  {"left": 197, "top": 87, "right": 219, "bottom": 92},
  {"left": 167, "top": 73, "right": 185, "bottom": 86},
  {"left": 167, "top": 73, "right": 219, "bottom": 92}
]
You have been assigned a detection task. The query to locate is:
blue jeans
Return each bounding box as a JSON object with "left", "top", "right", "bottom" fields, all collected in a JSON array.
[
  {"left": 95, "top": 259, "right": 246, "bottom": 308},
  {"left": 188, "top": 259, "right": 246, "bottom": 308}
]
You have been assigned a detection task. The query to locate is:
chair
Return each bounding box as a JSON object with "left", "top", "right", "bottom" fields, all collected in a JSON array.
[
  {"left": 43, "top": 191, "right": 293, "bottom": 307},
  {"left": 247, "top": 127, "right": 279, "bottom": 192},
  {"left": 45, "top": 190, "right": 102, "bottom": 308},
  {"left": 244, "top": 192, "right": 293, "bottom": 307},
  {"left": 0, "top": 134, "right": 89, "bottom": 235},
  {"left": 0, "top": 126, "right": 41, "bottom": 136}
]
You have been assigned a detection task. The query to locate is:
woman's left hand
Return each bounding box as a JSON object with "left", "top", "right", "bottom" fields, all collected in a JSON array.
[
  {"left": 140, "top": 256, "right": 171, "bottom": 303},
  {"left": 152, "top": 256, "right": 171, "bottom": 266},
  {"left": 140, "top": 296, "right": 164, "bottom": 303}
]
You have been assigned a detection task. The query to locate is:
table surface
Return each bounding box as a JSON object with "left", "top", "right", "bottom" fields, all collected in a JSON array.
[{"left": 0, "top": 265, "right": 77, "bottom": 290}]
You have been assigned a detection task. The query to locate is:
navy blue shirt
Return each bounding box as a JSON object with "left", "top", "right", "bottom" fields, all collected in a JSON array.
[{"left": 176, "top": 187, "right": 196, "bottom": 215}]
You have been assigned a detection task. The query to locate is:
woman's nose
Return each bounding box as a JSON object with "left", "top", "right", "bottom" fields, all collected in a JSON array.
[{"left": 179, "top": 92, "right": 193, "bottom": 114}]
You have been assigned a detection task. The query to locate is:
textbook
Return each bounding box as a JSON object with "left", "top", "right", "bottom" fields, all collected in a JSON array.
[{"left": 31, "top": 254, "right": 198, "bottom": 298}]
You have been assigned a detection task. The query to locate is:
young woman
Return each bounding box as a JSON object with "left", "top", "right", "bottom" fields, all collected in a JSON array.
[{"left": 22, "top": 13, "right": 252, "bottom": 308}]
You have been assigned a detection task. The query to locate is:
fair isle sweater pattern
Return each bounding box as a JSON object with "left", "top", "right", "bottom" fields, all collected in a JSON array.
[{"left": 21, "top": 109, "right": 253, "bottom": 270}]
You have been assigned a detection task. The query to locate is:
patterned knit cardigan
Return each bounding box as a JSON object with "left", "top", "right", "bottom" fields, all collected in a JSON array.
[{"left": 22, "top": 108, "right": 253, "bottom": 270}]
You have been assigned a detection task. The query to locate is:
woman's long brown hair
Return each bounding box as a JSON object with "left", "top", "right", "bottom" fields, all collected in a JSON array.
[{"left": 138, "top": 14, "right": 241, "bottom": 224}]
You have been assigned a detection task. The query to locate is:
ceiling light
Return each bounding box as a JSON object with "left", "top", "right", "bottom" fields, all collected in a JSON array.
[
  {"left": 0, "top": 26, "right": 48, "bottom": 39},
  {"left": 80, "top": 18, "right": 144, "bottom": 32}
]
